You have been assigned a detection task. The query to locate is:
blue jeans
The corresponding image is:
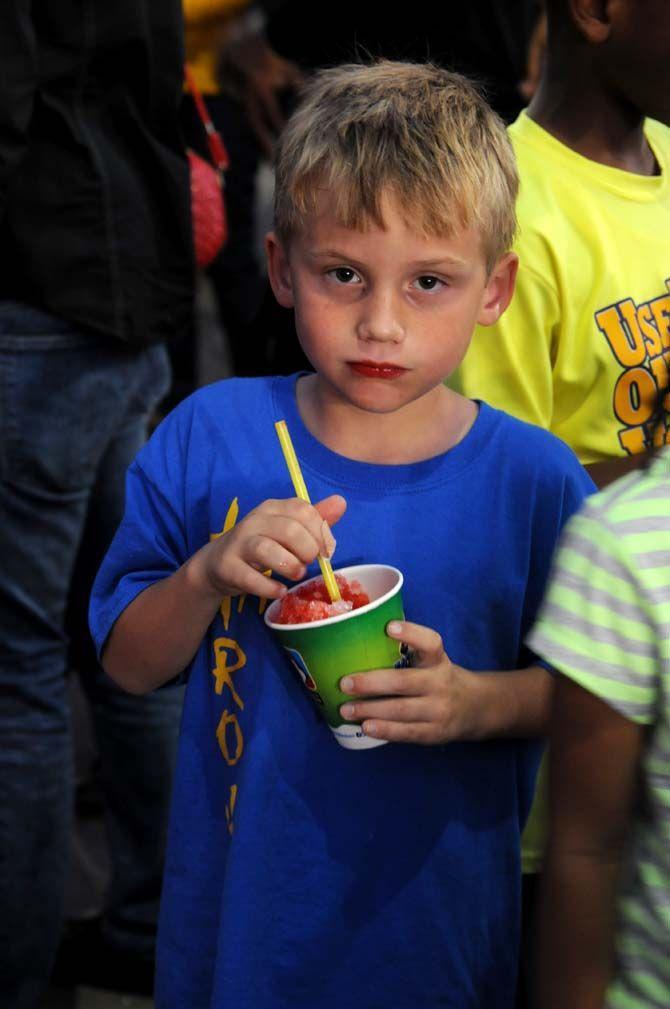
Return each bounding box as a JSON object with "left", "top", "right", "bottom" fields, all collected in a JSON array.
[{"left": 0, "top": 304, "right": 183, "bottom": 1009}]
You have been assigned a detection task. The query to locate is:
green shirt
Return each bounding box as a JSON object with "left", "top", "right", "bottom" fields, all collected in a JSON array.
[{"left": 529, "top": 452, "right": 670, "bottom": 1009}]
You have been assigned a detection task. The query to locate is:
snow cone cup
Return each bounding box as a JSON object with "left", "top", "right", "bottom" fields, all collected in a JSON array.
[{"left": 264, "top": 564, "right": 405, "bottom": 750}]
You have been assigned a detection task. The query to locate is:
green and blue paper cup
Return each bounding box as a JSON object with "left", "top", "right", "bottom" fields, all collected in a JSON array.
[{"left": 264, "top": 564, "right": 405, "bottom": 750}]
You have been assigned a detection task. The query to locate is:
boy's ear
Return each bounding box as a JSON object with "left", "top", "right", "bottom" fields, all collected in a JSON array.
[
  {"left": 477, "top": 252, "right": 518, "bottom": 327},
  {"left": 569, "top": 0, "right": 612, "bottom": 44},
  {"left": 265, "top": 231, "right": 295, "bottom": 308}
]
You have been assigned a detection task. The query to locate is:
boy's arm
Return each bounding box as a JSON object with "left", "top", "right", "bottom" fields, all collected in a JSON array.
[
  {"left": 339, "top": 620, "right": 553, "bottom": 743},
  {"left": 537, "top": 676, "right": 643, "bottom": 1009},
  {"left": 102, "top": 545, "right": 227, "bottom": 694},
  {"left": 102, "top": 494, "right": 346, "bottom": 695}
]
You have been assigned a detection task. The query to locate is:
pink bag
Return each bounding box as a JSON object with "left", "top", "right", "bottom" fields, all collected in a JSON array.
[{"left": 185, "top": 65, "right": 230, "bottom": 270}]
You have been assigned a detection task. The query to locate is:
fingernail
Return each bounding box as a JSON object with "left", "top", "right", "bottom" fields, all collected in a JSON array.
[
  {"left": 340, "top": 703, "right": 355, "bottom": 719},
  {"left": 340, "top": 676, "right": 354, "bottom": 693},
  {"left": 387, "top": 621, "right": 402, "bottom": 636},
  {"left": 322, "top": 521, "right": 337, "bottom": 558},
  {"left": 364, "top": 721, "right": 377, "bottom": 736}
]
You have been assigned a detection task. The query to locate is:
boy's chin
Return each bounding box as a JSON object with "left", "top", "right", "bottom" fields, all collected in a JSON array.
[{"left": 337, "top": 379, "right": 448, "bottom": 417}]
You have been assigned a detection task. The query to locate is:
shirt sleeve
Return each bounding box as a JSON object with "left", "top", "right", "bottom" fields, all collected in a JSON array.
[
  {"left": 89, "top": 412, "right": 191, "bottom": 661},
  {"left": 453, "top": 259, "right": 559, "bottom": 431},
  {"left": 528, "top": 508, "right": 659, "bottom": 724}
]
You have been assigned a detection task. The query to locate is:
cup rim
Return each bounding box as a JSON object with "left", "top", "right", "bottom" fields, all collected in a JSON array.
[{"left": 264, "top": 563, "right": 403, "bottom": 631}]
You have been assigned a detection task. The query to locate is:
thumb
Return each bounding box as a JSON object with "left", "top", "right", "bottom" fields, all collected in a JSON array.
[{"left": 314, "top": 494, "right": 347, "bottom": 528}]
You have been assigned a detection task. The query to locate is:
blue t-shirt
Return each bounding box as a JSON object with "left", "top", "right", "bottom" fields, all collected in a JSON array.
[{"left": 90, "top": 375, "right": 594, "bottom": 1009}]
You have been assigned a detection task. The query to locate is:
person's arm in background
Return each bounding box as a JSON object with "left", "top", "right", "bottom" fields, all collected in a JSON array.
[
  {"left": 0, "top": 1, "right": 38, "bottom": 221},
  {"left": 584, "top": 454, "right": 649, "bottom": 489},
  {"left": 537, "top": 677, "right": 643, "bottom": 1009},
  {"left": 528, "top": 509, "right": 658, "bottom": 1008}
]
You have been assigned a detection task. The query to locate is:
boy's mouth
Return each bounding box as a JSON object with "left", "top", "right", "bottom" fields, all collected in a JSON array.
[{"left": 348, "top": 360, "right": 407, "bottom": 379}]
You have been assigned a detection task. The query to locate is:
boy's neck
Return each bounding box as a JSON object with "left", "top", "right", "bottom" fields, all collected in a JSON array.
[
  {"left": 527, "top": 61, "right": 657, "bottom": 176},
  {"left": 295, "top": 376, "right": 477, "bottom": 466}
]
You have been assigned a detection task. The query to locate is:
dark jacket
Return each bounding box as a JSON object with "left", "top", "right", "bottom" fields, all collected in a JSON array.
[{"left": 0, "top": 0, "right": 193, "bottom": 345}]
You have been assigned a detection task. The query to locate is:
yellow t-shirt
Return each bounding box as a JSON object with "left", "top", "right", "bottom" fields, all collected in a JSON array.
[
  {"left": 454, "top": 112, "right": 670, "bottom": 873},
  {"left": 454, "top": 112, "right": 670, "bottom": 465}
]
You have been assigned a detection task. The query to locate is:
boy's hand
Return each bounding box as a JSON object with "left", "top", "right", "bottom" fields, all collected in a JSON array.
[
  {"left": 338, "top": 620, "right": 482, "bottom": 745},
  {"left": 191, "top": 494, "right": 347, "bottom": 601}
]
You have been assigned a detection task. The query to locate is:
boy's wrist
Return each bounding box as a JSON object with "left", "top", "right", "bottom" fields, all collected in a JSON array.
[
  {"left": 451, "top": 665, "right": 501, "bottom": 740},
  {"left": 456, "top": 665, "right": 551, "bottom": 740},
  {"left": 184, "top": 542, "right": 226, "bottom": 609}
]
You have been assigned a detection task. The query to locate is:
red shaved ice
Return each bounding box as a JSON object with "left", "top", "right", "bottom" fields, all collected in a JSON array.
[{"left": 275, "top": 574, "right": 370, "bottom": 625}]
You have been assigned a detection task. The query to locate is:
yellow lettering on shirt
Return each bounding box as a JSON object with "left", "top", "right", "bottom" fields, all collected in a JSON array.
[
  {"left": 596, "top": 286, "right": 670, "bottom": 455},
  {"left": 210, "top": 498, "right": 240, "bottom": 632},
  {"left": 208, "top": 496, "right": 280, "bottom": 830},
  {"left": 225, "top": 784, "right": 238, "bottom": 836},
  {"left": 211, "top": 637, "right": 246, "bottom": 708},
  {"left": 216, "top": 710, "right": 244, "bottom": 766}
]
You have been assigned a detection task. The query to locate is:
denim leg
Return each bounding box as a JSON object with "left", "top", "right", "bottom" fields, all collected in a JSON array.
[
  {"left": 68, "top": 351, "right": 183, "bottom": 957},
  {"left": 0, "top": 305, "right": 171, "bottom": 1008}
]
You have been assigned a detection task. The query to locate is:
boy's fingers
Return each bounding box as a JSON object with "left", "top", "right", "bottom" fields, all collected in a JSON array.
[
  {"left": 262, "top": 498, "right": 338, "bottom": 557},
  {"left": 314, "top": 494, "right": 347, "bottom": 528},
  {"left": 250, "top": 514, "right": 323, "bottom": 564},
  {"left": 244, "top": 535, "right": 306, "bottom": 582},
  {"left": 386, "top": 621, "right": 446, "bottom": 667},
  {"left": 360, "top": 720, "right": 437, "bottom": 746},
  {"left": 267, "top": 496, "right": 345, "bottom": 559},
  {"left": 223, "top": 558, "right": 288, "bottom": 600},
  {"left": 340, "top": 667, "right": 430, "bottom": 697},
  {"left": 340, "top": 697, "right": 433, "bottom": 724}
]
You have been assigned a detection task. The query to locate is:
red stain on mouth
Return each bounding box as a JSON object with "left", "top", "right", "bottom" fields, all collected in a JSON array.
[{"left": 348, "top": 361, "right": 407, "bottom": 379}]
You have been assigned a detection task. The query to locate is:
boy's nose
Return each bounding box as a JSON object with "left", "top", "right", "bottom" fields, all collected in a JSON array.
[{"left": 357, "top": 292, "right": 404, "bottom": 344}]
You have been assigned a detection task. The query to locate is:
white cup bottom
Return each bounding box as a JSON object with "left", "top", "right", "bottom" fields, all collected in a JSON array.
[{"left": 330, "top": 723, "right": 388, "bottom": 750}]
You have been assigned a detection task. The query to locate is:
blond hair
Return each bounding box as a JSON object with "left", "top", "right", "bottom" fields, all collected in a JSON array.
[{"left": 274, "top": 61, "right": 518, "bottom": 269}]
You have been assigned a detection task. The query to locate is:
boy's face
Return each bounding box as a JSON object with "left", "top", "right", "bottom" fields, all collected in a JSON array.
[{"left": 266, "top": 192, "right": 516, "bottom": 419}]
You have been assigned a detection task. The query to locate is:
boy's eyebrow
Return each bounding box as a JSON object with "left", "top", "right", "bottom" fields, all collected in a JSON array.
[{"left": 309, "top": 249, "right": 471, "bottom": 269}]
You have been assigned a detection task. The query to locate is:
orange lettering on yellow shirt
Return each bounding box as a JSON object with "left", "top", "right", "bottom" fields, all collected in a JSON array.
[{"left": 596, "top": 301, "right": 647, "bottom": 367}]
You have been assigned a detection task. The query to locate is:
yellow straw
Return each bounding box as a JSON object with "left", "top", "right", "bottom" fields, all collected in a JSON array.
[{"left": 274, "top": 420, "right": 341, "bottom": 602}]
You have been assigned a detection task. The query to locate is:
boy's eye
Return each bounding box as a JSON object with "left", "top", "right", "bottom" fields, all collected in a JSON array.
[
  {"left": 413, "top": 275, "right": 444, "bottom": 292},
  {"left": 329, "top": 267, "right": 361, "bottom": 284}
]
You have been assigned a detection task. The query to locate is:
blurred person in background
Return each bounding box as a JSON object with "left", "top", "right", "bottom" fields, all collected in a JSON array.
[
  {"left": 530, "top": 440, "right": 670, "bottom": 1008},
  {"left": 0, "top": 2, "right": 193, "bottom": 1005},
  {"left": 171, "top": 0, "right": 303, "bottom": 400}
]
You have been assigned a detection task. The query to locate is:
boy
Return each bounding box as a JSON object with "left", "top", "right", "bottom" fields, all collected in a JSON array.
[
  {"left": 454, "top": 0, "right": 670, "bottom": 490},
  {"left": 90, "top": 63, "right": 593, "bottom": 1008}
]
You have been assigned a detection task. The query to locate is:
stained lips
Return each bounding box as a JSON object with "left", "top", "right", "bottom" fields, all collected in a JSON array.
[{"left": 348, "top": 361, "right": 407, "bottom": 379}]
